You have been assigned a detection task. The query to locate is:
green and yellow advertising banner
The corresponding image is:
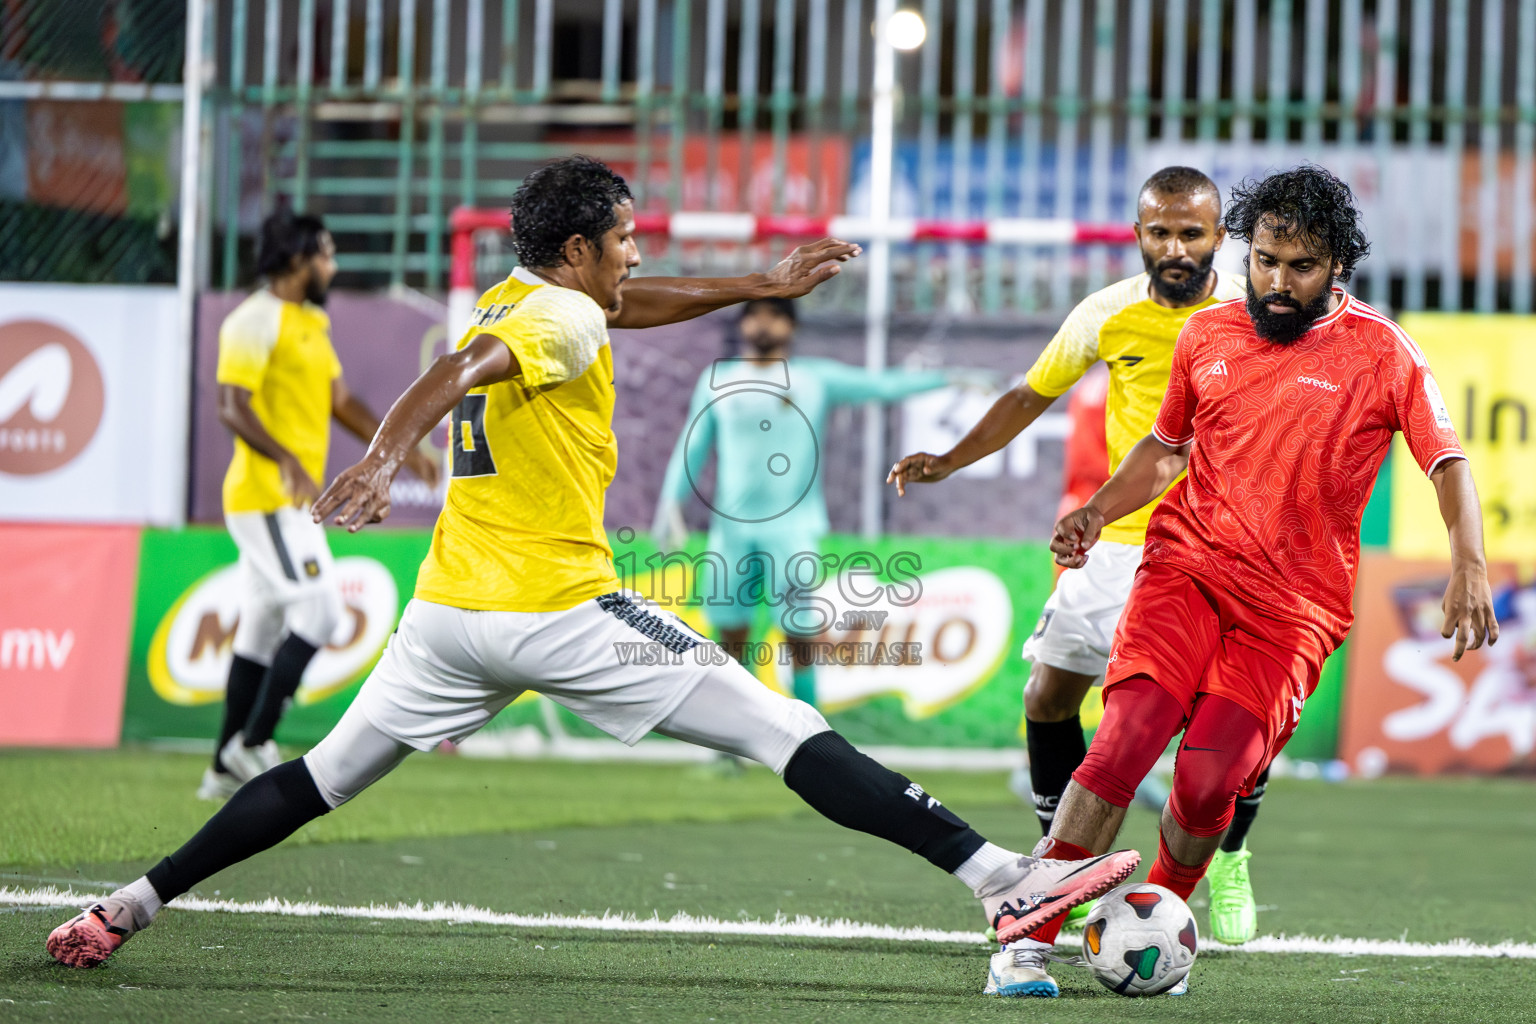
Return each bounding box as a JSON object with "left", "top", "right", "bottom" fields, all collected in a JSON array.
[
  {"left": 1392, "top": 314, "right": 1536, "bottom": 564},
  {"left": 122, "top": 528, "right": 432, "bottom": 747},
  {"left": 122, "top": 527, "right": 1346, "bottom": 760}
]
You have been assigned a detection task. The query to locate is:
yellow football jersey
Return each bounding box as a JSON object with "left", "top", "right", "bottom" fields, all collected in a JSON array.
[
  {"left": 1025, "top": 269, "right": 1245, "bottom": 544},
  {"left": 217, "top": 289, "right": 342, "bottom": 514},
  {"left": 414, "top": 268, "right": 620, "bottom": 612}
]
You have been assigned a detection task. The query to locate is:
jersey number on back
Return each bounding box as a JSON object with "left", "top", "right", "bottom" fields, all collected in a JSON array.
[{"left": 451, "top": 394, "right": 497, "bottom": 477}]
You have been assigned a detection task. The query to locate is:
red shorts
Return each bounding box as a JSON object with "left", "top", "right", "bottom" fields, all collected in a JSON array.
[{"left": 1104, "top": 561, "right": 1334, "bottom": 777}]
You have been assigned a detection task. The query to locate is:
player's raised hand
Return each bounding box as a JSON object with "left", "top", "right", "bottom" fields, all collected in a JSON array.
[
  {"left": 313, "top": 456, "right": 395, "bottom": 532},
  {"left": 764, "top": 238, "right": 863, "bottom": 297},
  {"left": 886, "top": 452, "right": 955, "bottom": 497},
  {"left": 1050, "top": 505, "right": 1106, "bottom": 569},
  {"left": 1441, "top": 565, "right": 1499, "bottom": 661},
  {"left": 279, "top": 454, "right": 322, "bottom": 508}
]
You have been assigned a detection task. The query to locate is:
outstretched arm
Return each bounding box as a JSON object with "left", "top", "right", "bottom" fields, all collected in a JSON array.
[
  {"left": 1430, "top": 458, "right": 1499, "bottom": 660},
  {"left": 1050, "top": 433, "right": 1190, "bottom": 568},
  {"left": 608, "top": 238, "right": 861, "bottom": 329},
  {"left": 887, "top": 382, "right": 1057, "bottom": 496},
  {"left": 817, "top": 361, "right": 952, "bottom": 405},
  {"left": 331, "top": 376, "right": 441, "bottom": 489},
  {"left": 313, "top": 335, "right": 517, "bottom": 530}
]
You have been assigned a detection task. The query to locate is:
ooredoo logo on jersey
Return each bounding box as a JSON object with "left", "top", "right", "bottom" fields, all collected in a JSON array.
[{"left": 0, "top": 319, "right": 105, "bottom": 475}]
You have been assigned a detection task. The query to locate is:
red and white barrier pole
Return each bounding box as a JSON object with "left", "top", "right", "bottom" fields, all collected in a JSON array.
[
  {"left": 447, "top": 207, "right": 1137, "bottom": 341},
  {"left": 448, "top": 207, "right": 1136, "bottom": 251}
]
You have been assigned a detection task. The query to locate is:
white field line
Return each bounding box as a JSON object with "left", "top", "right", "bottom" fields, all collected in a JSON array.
[{"left": 5, "top": 886, "right": 1535, "bottom": 959}]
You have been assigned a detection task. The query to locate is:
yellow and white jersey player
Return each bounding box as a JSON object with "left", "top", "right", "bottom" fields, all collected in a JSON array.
[{"left": 1019, "top": 267, "right": 1244, "bottom": 679}]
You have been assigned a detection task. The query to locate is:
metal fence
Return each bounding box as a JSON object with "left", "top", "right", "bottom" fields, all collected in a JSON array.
[
  {"left": 8, "top": 1, "right": 1536, "bottom": 316},
  {"left": 0, "top": 0, "right": 186, "bottom": 283}
]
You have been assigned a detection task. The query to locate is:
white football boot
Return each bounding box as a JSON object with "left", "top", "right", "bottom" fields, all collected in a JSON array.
[
  {"left": 196, "top": 766, "right": 241, "bottom": 802},
  {"left": 983, "top": 942, "right": 1060, "bottom": 998},
  {"left": 975, "top": 849, "right": 1141, "bottom": 943},
  {"left": 219, "top": 732, "right": 282, "bottom": 783}
]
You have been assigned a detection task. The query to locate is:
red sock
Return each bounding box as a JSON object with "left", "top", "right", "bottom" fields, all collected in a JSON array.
[
  {"left": 1146, "top": 830, "right": 1211, "bottom": 902},
  {"left": 1016, "top": 837, "right": 1093, "bottom": 946}
]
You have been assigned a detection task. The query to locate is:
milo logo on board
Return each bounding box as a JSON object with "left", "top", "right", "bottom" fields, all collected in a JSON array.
[{"left": 148, "top": 557, "right": 399, "bottom": 706}]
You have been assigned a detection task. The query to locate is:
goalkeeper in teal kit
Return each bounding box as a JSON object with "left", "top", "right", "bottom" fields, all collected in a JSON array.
[{"left": 654, "top": 297, "right": 965, "bottom": 705}]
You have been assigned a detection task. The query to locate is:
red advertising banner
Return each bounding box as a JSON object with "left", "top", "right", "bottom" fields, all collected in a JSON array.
[
  {"left": 0, "top": 523, "right": 141, "bottom": 746},
  {"left": 1341, "top": 554, "right": 1535, "bottom": 776}
]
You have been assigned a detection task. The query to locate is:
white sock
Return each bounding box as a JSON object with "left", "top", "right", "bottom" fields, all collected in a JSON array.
[
  {"left": 953, "top": 841, "right": 1018, "bottom": 890},
  {"left": 112, "top": 877, "right": 163, "bottom": 920}
]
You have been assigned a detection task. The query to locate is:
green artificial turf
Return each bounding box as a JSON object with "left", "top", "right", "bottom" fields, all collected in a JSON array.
[{"left": 1, "top": 749, "right": 1531, "bottom": 1023}]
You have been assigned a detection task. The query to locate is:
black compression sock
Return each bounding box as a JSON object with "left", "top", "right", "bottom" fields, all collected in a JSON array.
[
  {"left": 1025, "top": 715, "right": 1087, "bottom": 836},
  {"left": 242, "top": 634, "right": 321, "bottom": 746},
  {"left": 214, "top": 655, "right": 267, "bottom": 772},
  {"left": 783, "top": 731, "right": 986, "bottom": 872},
  {"left": 146, "top": 759, "right": 330, "bottom": 903},
  {"left": 1220, "top": 765, "right": 1270, "bottom": 853}
]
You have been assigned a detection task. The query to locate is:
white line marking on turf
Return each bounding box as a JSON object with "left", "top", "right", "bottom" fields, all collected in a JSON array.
[
  {"left": 6, "top": 886, "right": 1535, "bottom": 959},
  {"left": 0, "top": 873, "right": 126, "bottom": 890}
]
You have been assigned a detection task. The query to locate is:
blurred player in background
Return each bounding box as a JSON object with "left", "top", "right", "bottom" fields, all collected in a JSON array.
[
  {"left": 49, "top": 156, "right": 1138, "bottom": 974},
  {"left": 1032, "top": 165, "right": 1497, "bottom": 994},
  {"left": 202, "top": 210, "right": 440, "bottom": 801},
  {"left": 889, "top": 169, "right": 1264, "bottom": 981},
  {"left": 1054, "top": 363, "right": 1111, "bottom": 536},
  {"left": 653, "top": 296, "right": 966, "bottom": 706}
]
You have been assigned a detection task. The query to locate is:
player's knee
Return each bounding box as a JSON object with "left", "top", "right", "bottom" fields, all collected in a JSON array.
[
  {"left": 1071, "top": 747, "right": 1138, "bottom": 808},
  {"left": 302, "top": 746, "right": 370, "bottom": 810},
  {"left": 758, "top": 699, "right": 831, "bottom": 775},
  {"left": 1168, "top": 770, "right": 1240, "bottom": 838},
  {"left": 784, "top": 697, "right": 829, "bottom": 745},
  {"left": 1023, "top": 666, "right": 1084, "bottom": 721}
]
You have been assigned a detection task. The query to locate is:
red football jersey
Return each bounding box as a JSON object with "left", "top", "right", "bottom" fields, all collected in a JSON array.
[{"left": 1145, "top": 290, "right": 1465, "bottom": 644}]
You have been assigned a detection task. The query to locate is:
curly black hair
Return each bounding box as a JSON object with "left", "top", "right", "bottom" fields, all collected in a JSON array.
[
  {"left": 509, "top": 156, "right": 634, "bottom": 268},
  {"left": 256, "top": 208, "right": 327, "bottom": 278},
  {"left": 1223, "top": 165, "right": 1371, "bottom": 281}
]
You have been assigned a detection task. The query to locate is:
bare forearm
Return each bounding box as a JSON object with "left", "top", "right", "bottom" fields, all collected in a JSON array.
[
  {"left": 333, "top": 393, "right": 383, "bottom": 445},
  {"left": 944, "top": 384, "right": 1055, "bottom": 469},
  {"left": 1085, "top": 434, "right": 1189, "bottom": 525},
  {"left": 365, "top": 353, "right": 489, "bottom": 470},
  {"left": 1433, "top": 459, "right": 1487, "bottom": 568},
  {"left": 219, "top": 396, "right": 295, "bottom": 465},
  {"left": 608, "top": 274, "right": 773, "bottom": 329}
]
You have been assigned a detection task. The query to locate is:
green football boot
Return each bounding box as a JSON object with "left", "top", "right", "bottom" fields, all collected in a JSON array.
[
  {"left": 1206, "top": 845, "right": 1258, "bottom": 944},
  {"left": 1060, "top": 898, "right": 1096, "bottom": 931}
]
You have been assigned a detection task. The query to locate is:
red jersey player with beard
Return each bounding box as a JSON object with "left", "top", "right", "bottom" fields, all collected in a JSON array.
[{"left": 1008, "top": 166, "right": 1500, "bottom": 991}]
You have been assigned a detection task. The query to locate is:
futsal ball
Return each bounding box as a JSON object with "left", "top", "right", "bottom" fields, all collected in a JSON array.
[{"left": 1080, "top": 882, "right": 1198, "bottom": 996}]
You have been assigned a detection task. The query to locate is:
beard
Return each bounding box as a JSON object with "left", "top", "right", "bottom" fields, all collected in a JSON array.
[
  {"left": 1244, "top": 275, "right": 1335, "bottom": 345},
  {"left": 1144, "top": 247, "right": 1216, "bottom": 304},
  {"left": 742, "top": 330, "right": 789, "bottom": 355},
  {"left": 304, "top": 276, "right": 330, "bottom": 307}
]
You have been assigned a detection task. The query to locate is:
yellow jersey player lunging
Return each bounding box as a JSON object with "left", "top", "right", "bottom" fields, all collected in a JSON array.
[
  {"left": 204, "top": 210, "right": 439, "bottom": 801},
  {"left": 48, "top": 157, "right": 1138, "bottom": 975}
]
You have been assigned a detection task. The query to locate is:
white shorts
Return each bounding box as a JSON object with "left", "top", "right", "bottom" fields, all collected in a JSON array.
[
  {"left": 350, "top": 591, "right": 824, "bottom": 755},
  {"left": 224, "top": 506, "right": 345, "bottom": 657},
  {"left": 1020, "top": 540, "right": 1142, "bottom": 678},
  {"left": 225, "top": 506, "right": 344, "bottom": 656}
]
